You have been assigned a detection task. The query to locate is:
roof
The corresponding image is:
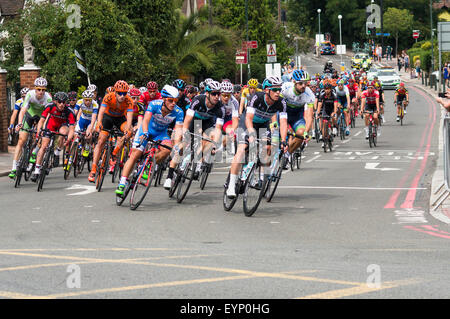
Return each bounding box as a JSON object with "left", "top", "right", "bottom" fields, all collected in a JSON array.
[{"left": 0, "top": 0, "right": 25, "bottom": 16}]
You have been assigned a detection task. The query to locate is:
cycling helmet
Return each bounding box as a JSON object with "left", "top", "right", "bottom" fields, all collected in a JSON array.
[
  {"left": 68, "top": 91, "right": 78, "bottom": 100},
  {"left": 34, "top": 77, "right": 48, "bottom": 87},
  {"left": 185, "top": 85, "right": 196, "bottom": 94},
  {"left": 129, "top": 88, "right": 141, "bottom": 97},
  {"left": 367, "top": 81, "right": 375, "bottom": 88},
  {"left": 309, "top": 80, "right": 317, "bottom": 87},
  {"left": 247, "top": 78, "right": 259, "bottom": 88},
  {"left": 233, "top": 84, "right": 242, "bottom": 93},
  {"left": 172, "top": 79, "right": 186, "bottom": 90},
  {"left": 204, "top": 78, "right": 213, "bottom": 85},
  {"left": 160, "top": 85, "right": 179, "bottom": 99},
  {"left": 20, "top": 87, "right": 30, "bottom": 96},
  {"left": 82, "top": 90, "right": 94, "bottom": 99},
  {"left": 262, "top": 76, "right": 282, "bottom": 89},
  {"left": 220, "top": 81, "right": 233, "bottom": 93},
  {"left": 199, "top": 81, "right": 206, "bottom": 90},
  {"left": 337, "top": 79, "right": 345, "bottom": 86},
  {"left": 146, "top": 81, "right": 158, "bottom": 90},
  {"left": 54, "top": 92, "right": 68, "bottom": 103},
  {"left": 87, "top": 84, "right": 97, "bottom": 92},
  {"left": 205, "top": 80, "right": 221, "bottom": 92},
  {"left": 139, "top": 86, "right": 147, "bottom": 94},
  {"left": 324, "top": 83, "right": 333, "bottom": 89},
  {"left": 399, "top": 82, "right": 405, "bottom": 87},
  {"left": 292, "top": 69, "right": 310, "bottom": 82},
  {"left": 114, "top": 80, "right": 129, "bottom": 93},
  {"left": 106, "top": 86, "right": 115, "bottom": 94}
]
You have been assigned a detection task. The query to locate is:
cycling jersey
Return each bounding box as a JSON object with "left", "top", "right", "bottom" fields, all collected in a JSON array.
[
  {"left": 139, "top": 91, "right": 162, "bottom": 108},
  {"left": 177, "top": 93, "right": 191, "bottom": 115},
  {"left": 41, "top": 103, "right": 76, "bottom": 135},
  {"left": 22, "top": 90, "right": 53, "bottom": 117},
  {"left": 241, "top": 87, "right": 262, "bottom": 100},
  {"left": 395, "top": 88, "right": 408, "bottom": 96},
  {"left": 347, "top": 83, "right": 358, "bottom": 98},
  {"left": 222, "top": 95, "right": 240, "bottom": 121},
  {"left": 101, "top": 92, "right": 134, "bottom": 117},
  {"left": 281, "top": 83, "right": 315, "bottom": 112},
  {"left": 14, "top": 98, "right": 24, "bottom": 111},
  {"left": 361, "top": 90, "right": 379, "bottom": 110},
  {"left": 318, "top": 91, "right": 337, "bottom": 116},
  {"left": 132, "top": 101, "right": 145, "bottom": 120},
  {"left": 246, "top": 91, "right": 287, "bottom": 124},
  {"left": 186, "top": 94, "right": 225, "bottom": 129},
  {"left": 74, "top": 99, "right": 99, "bottom": 121}
]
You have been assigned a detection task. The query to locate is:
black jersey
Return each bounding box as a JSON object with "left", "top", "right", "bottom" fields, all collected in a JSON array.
[{"left": 246, "top": 91, "right": 287, "bottom": 124}]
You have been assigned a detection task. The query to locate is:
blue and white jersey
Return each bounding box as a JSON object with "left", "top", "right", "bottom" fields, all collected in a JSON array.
[
  {"left": 74, "top": 99, "right": 99, "bottom": 121},
  {"left": 14, "top": 98, "right": 24, "bottom": 111},
  {"left": 146, "top": 99, "right": 184, "bottom": 133}
]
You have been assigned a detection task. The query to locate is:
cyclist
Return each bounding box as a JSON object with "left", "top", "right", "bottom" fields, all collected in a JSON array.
[
  {"left": 347, "top": 77, "right": 360, "bottom": 117},
  {"left": 74, "top": 89, "right": 99, "bottom": 138},
  {"left": 139, "top": 81, "right": 161, "bottom": 110},
  {"left": 324, "top": 61, "right": 334, "bottom": 74},
  {"left": 115, "top": 85, "right": 184, "bottom": 196},
  {"left": 220, "top": 81, "right": 240, "bottom": 153},
  {"left": 87, "top": 84, "right": 102, "bottom": 107},
  {"left": 225, "top": 76, "right": 288, "bottom": 199},
  {"left": 280, "top": 69, "right": 314, "bottom": 161},
  {"left": 67, "top": 91, "right": 78, "bottom": 114},
  {"left": 361, "top": 81, "right": 380, "bottom": 138},
  {"left": 317, "top": 83, "right": 338, "bottom": 145},
  {"left": 335, "top": 79, "right": 351, "bottom": 135},
  {"left": 185, "top": 85, "right": 197, "bottom": 102},
  {"left": 9, "top": 87, "right": 29, "bottom": 136},
  {"left": 233, "top": 84, "right": 242, "bottom": 103},
  {"left": 164, "top": 80, "right": 225, "bottom": 189},
  {"left": 394, "top": 82, "right": 409, "bottom": 122},
  {"left": 30, "top": 92, "right": 76, "bottom": 182},
  {"left": 239, "top": 78, "right": 261, "bottom": 115},
  {"left": 9, "top": 77, "right": 53, "bottom": 179},
  {"left": 373, "top": 77, "right": 385, "bottom": 123},
  {"left": 88, "top": 80, "right": 134, "bottom": 183},
  {"left": 173, "top": 79, "right": 191, "bottom": 115},
  {"left": 199, "top": 81, "right": 206, "bottom": 94}
]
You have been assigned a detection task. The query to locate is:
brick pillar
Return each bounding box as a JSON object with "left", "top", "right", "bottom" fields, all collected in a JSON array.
[
  {"left": 19, "top": 64, "right": 41, "bottom": 89},
  {"left": 0, "top": 68, "right": 8, "bottom": 152}
]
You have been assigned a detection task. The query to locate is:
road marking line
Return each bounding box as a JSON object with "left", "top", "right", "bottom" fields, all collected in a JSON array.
[
  {"left": 0, "top": 291, "right": 45, "bottom": 299},
  {"left": 354, "top": 131, "right": 362, "bottom": 137},
  {"left": 278, "top": 186, "right": 426, "bottom": 190},
  {"left": 306, "top": 155, "right": 321, "bottom": 163}
]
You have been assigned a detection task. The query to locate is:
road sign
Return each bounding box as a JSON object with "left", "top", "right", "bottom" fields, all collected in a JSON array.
[
  {"left": 376, "top": 33, "right": 390, "bottom": 37},
  {"left": 413, "top": 31, "right": 419, "bottom": 39},
  {"left": 337, "top": 45, "right": 346, "bottom": 55},
  {"left": 235, "top": 50, "right": 247, "bottom": 64},
  {"left": 242, "top": 41, "right": 258, "bottom": 49},
  {"left": 265, "top": 63, "right": 281, "bottom": 79},
  {"left": 438, "top": 22, "right": 450, "bottom": 52},
  {"left": 267, "top": 43, "right": 277, "bottom": 63}
]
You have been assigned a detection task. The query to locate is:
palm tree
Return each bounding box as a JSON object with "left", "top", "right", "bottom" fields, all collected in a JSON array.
[{"left": 172, "top": 6, "right": 232, "bottom": 76}]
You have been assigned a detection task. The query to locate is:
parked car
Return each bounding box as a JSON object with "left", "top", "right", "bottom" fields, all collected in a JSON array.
[
  {"left": 320, "top": 41, "right": 336, "bottom": 55},
  {"left": 377, "top": 67, "right": 401, "bottom": 90}
]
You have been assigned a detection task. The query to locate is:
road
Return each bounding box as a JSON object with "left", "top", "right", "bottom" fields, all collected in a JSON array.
[{"left": 0, "top": 54, "right": 449, "bottom": 300}]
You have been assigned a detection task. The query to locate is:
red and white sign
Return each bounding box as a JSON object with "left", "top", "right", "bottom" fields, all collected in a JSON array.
[
  {"left": 236, "top": 50, "right": 247, "bottom": 64},
  {"left": 413, "top": 31, "right": 419, "bottom": 39},
  {"left": 242, "top": 41, "right": 258, "bottom": 49}
]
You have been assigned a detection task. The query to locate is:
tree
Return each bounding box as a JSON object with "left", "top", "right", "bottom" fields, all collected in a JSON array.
[{"left": 383, "top": 7, "right": 414, "bottom": 57}]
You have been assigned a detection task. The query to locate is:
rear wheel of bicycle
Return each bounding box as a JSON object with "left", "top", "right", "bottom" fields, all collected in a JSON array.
[
  {"left": 243, "top": 163, "right": 267, "bottom": 217},
  {"left": 340, "top": 119, "right": 345, "bottom": 140},
  {"left": 199, "top": 162, "right": 212, "bottom": 190},
  {"left": 64, "top": 142, "right": 77, "bottom": 180},
  {"left": 96, "top": 146, "right": 110, "bottom": 192},
  {"left": 116, "top": 163, "right": 136, "bottom": 206},
  {"left": 223, "top": 172, "right": 240, "bottom": 212},
  {"left": 177, "top": 160, "right": 195, "bottom": 203},
  {"left": 37, "top": 148, "right": 52, "bottom": 192},
  {"left": 168, "top": 167, "right": 181, "bottom": 198},
  {"left": 373, "top": 126, "right": 377, "bottom": 147},
  {"left": 130, "top": 155, "right": 156, "bottom": 211},
  {"left": 368, "top": 125, "right": 373, "bottom": 148},
  {"left": 296, "top": 151, "right": 302, "bottom": 169},
  {"left": 289, "top": 152, "right": 295, "bottom": 171},
  {"left": 14, "top": 144, "right": 29, "bottom": 188}
]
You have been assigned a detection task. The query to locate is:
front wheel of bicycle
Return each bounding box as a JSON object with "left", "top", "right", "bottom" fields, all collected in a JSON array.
[
  {"left": 265, "top": 156, "right": 284, "bottom": 202},
  {"left": 96, "top": 146, "right": 110, "bottom": 192},
  {"left": 130, "top": 155, "right": 156, "bottom": 211},
  {"left": 243, "top": 163, "right": 267, "bottom": 217},
  {"left": 223, "top": 172, "right": 240, "bottom": 212},
  {"left": 176, "top": 160, "right": 195, "bottom": 203}
]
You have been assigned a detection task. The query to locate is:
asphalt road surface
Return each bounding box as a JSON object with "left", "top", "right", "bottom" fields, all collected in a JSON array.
[{"left": 0, "top": 56, "right": 449, "bottom": 300}]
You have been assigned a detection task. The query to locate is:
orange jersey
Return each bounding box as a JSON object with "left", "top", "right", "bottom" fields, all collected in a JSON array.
[{"left": 101, "top": 92, "right": 134, "bottom": 117}]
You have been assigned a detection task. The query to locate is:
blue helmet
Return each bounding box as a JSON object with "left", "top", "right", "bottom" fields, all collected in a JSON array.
[
  {"left": 160, "top": 85, "right": 179, "bottom": 99},
  {"left": 292, "top": 69, "right": 310, "bottom": 82},
  {"left": 172, "top": 79, "right": 186, "bottom": 90}
]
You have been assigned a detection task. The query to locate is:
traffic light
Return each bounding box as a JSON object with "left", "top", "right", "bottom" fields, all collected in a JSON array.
[{"left": 367, "top": 26, "right": 376, "bottom": 36}]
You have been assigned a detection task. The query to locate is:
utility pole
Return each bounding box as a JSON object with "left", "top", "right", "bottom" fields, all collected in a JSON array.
[
  {"left": 380, "top": 0, "right": 384, "bottom": 59},
  {"left": 430, "top": 0, "right": 435, "bottom": 72},
  {"left": 246, "top": 0, "right": 251, "bottom": 78}
]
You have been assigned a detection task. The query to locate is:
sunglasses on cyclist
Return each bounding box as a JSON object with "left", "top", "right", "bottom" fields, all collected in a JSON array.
[
  {"left": 165, "top": 98, "right": 178, "bottom": 103},
  {"left": 221, "top": 93, "right": 231, "bottom": 98},
  {"left": 269, "top": 87, "right": 282, "bottom": 92},
  {"left": 209, "top": 92, "right": 221, "bottom": 96},
  {"left": 116, "top": 91, "right": 127, "bottom": 96},
  {"left": 36, "top": 88, "right": 46, "bottom": 92}
]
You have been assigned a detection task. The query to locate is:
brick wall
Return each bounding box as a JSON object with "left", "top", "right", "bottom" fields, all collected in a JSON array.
[
  {"left": 20, "top": 69, "right": 41, "bottom": 89},
  {"left": 0, "top": 70, "right": 8, "bottom": 152}
]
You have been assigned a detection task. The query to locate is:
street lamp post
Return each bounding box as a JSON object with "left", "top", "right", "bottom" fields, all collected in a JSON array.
[
  {"left": 338, "top": 15, "right": 343, "bottom": 65},
  {"left": 317, "top": 9, "right": 321, "bottom": 36}
]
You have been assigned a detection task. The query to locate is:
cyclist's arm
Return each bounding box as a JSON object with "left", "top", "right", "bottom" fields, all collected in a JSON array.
[
  {"left": 360, "top": 98, "right": 366, "bottom": 113},
  {"left": 9, "top": 109, "right": 19, "bottom": 129},
  {"left": 141, "top": 111, "right": 153, "bottom": 136},
  {"left": 239, "top": 97, "right": 246, "bottom": 115},
  {"left": 279, "top": 113, "right": 288, "bottom": 147},
  {"left": 96, "top": 105, "right": 106, "bottom": 130},
  {"left": 317, "top": 101, "right": 323, "bottom": 115},
  {"left": 36, "top": 114, "right": 49, "bottom": 137},
  {"left": 376, "top": 98, "right": 380, "bottom": 113},
  {"left": 406, "top": 92, "right": 409, "bottom": 103},
  {"left": 126, "top": 109, "right": 134, "bottom": 133},
  {"left": 333, "top": 101, "right": 338, "bottom": 115},
  {"left": 305, "top": 103, "right": 314, "bottom": 133}
]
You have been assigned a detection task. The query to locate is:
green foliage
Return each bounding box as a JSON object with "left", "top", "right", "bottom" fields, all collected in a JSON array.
[{"left": 421, "top": 41, "right": 431, "bottom": 50}]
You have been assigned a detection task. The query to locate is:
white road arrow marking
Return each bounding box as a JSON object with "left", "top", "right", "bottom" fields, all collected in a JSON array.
[
  {"left": 66, "top": 184, "right": 97, "bottom": 196},
  {"left": 365, "top": 163, "right": 401, "bottom": 171}
]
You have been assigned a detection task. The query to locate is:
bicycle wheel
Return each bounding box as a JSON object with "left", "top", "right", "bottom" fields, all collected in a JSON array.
[
  {"left": 176, "top": 160, "right": 196, "bottom": 203},
  {"left": 265, "top": 156, "right": 284, "bottom": 202},
  {"left": 168, "top": 166, "right": 181, "bottom": 198},
  {"left": 340, "top": 117, "right": 345, "bottom": 140},
  {"left": 223, "top": 172, "right": 240, "bottom": 211},
  {"left": 296, "top": 150, "right": 302, "bottom": 169},
  {"left": 373, "top": 126, "right": 377, "bottom": 147},
  {"left": 116, "top": 163, "right": 136, "bottom": 206},
  {"left": 199, "top": 162, "right": 213, "bottom": 190},
  {"left": 368, "top": 124, "right": 373, "bottom": 148},
  {"left": 130, "top": 155, "right": 156, "bottom": 211},
  {"left": 23, "top": 140, "right": 35, "bottom": 182},
  {"left": 400, "top": 107, "right": 404, "bottom": 126},
  {"left": 243, "top": 163, "right": 267, "bottom": 217},
  {"left": 96, "top": 145, "right": 110, "bottom": 192},
  {"left": 290, "top": 152, "right": 295, "bottom": 171},
  {"left": 64, "top": 141, "right": 78, "bottom": 180},
  {"left": 37, "top": 147, "right": 52, "bottom": 192}
]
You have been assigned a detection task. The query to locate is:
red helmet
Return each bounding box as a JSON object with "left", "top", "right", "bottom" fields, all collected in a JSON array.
[
  {"left": 368, "top": 81, "right": 376, "bottom": 88},
  {"left": 129, "top": 88, "right": 141, "bottom": 97},
  {"left": 114, "top": 80, "right": 129, "bottom": 93},
  {"left": 399, "top": 82, "right": 405, "bottom": 87},
  {"left": 147, "top": 81, "right": 158, "bottom": 90}
]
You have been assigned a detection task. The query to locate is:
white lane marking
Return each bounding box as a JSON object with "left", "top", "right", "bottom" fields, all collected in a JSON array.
[
  {"left": 365, "top": 162, "right": 401, "bottom": 171},
  {"left": 66, "top": 184, "right": 97, "bottom": 196},
  {"left": 341, "top": 138, "right": 352, "bottom": 144},
  {"left": 354, "top": 131, "right": 362, "bottom": 137},
  {"left": 394, "top": 209, "right": 428, "bottom": 224},
  {"left": 31, "top": 221, "right": 41, "bottom": 224},
  {"left": 91, "top": 220, "right": 100, "bottom": 223},
  {"left": 278, "top": 186, "right": 426, "bottom": 190},
  {"left": 306, "top": 155, "right": 321, "bottom": 163}
]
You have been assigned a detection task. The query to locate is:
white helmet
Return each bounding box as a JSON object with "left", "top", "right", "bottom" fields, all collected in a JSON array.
[
  {"left": 87, "top": 84, "right": 97, "bottom": 92},
  {"left": 160, "top": 85, "right": 179, "bottom": 99},
  {"left": 220, "top": 81, "right": 233, "bottom": 93},
  {"left": 262, "top": 76, "right": 282, "bottom": 89},
  {"left": 20, "top": 87, "right": 30, "bottom": 96},
  {"left": 82, "top": 90, "right": 95, "bottom": 99},
  {"left": 139, "top": 86, "right": 147, "bottom": 94},
  {"left": 206, "top": 80, "right": 221, "bottom": 92},
  {"left": 34, "top": 77, "right": 48, "bottom": 87},
  {"left": 204, "top": 78, "right": 213, "bottom": 85}
]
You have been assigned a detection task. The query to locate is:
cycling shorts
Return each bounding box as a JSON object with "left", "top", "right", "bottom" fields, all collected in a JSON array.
[
  {"left": 236, "top": 112, "right": 271, "bottom": 145},
  {"left": 101, "top": 113, "right": 127, "bottom": 133},
  {"left": 133, "top": 127, "right": 171, "bottom": 152},
  {"left": 287, "top": 114, "right": 306, "bottom": 133},
  {"left": 76, "top": 117, "right": 91, "bottom": 132},
  {"left": 22, "top": 111, "right": 40, "bottom": 131}
]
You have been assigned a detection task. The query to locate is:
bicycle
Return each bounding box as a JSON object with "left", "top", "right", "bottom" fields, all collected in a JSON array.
[
  {"left": 37, "top": 130, "right": 67, "bottom": 192},
  {"left": 288, "top": 131, "right": 307, "bottom": 170},
  {"left": 112, "top": 134, "right": 131, "bottom": 184},
  {"left": 223, "top": 138, "right": 269, "bottom": 217},
  {"left": 365, "top": 111, "right": 378, "bottom": 148},
  {"left": 396, "top": 100, "right": 407, "bottom": 126},
  {"left": 13, "top": 127, "right": 37, "bottom": 188},
  {"left": 321, "top": 115, "right": 333, "bottom": 153},
  {"left": 76, "top": 131, "right": 93, "bottom": 176},
  {"left": 95, "top": 127, "right": 124, "bottom": 192},
  {"left": 349, "top": 101, "right": 356, "bottom": 128},
  {"left": 125, "top": 138, "right": 172, "bottom": 211},
  {"left": 337, "top": 107, "right": 346, "bottom": 140},
  {"left": 264, "top": 142, "right": 288, "bottom": 203},
  {"left": 313, "top": 112, "right": 321, "bottom": 143}
]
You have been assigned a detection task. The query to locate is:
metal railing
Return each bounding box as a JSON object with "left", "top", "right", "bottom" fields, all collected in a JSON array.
[{"left": 432, "top": 113, "right": 450, "bottom": 211}]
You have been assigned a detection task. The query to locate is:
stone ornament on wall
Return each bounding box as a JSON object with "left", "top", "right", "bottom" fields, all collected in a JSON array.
[{"left": 23, "top": 33, "right": 35, "bottom": 66}]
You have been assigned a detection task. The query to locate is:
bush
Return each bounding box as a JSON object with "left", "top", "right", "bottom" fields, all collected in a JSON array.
[{"left": 421, "top": 41, "right": 431, "bottom": 50}]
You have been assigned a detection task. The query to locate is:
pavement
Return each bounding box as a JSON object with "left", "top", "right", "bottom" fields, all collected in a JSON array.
[{"left": 0, "top": 145, "right": 14, "bottom": 177}]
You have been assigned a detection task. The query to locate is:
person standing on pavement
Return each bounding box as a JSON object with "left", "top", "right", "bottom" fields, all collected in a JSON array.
[
  {"left": 387, "top": 45, "right": 392, "bottom": 61},
  {"left": 398, "top": 55, "right": 404, "bottom": 72},
  {"left": 444, "top": 63, "right": 449, "bottom": 89},
  {"left": 376, "top": 45, "right": 382, "bottom": 62},
  {"left": 404, "top": 54, "right": 410, "bottom": 74},
  {"left": 435, "top": 87, "right": 450, "bottom": 111},
  {"left": 415, "top": 58, "right": 421, "bottom": 78}
]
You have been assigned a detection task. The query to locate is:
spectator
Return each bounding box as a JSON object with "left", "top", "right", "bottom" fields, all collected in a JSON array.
[
  {"left": 398, "top": 55, "right": 404, "bottom": 72},
  {"left": 415, "top": 58, "right": 421, "bottom": 78},
  {"left": 376, "top": 45, "right": 382, "bottom": 62},
  {"left": 435, "top": 87, "right": 450, "bottom": 112},
  {"left": 386, "top": 45, "right": 392, "bottom": 60},
  {"left": 404, "top": 54, "right": 410, "bottom": 73},
  {"left": 444, "top": 63, "right": 449, "bottom": 89}
]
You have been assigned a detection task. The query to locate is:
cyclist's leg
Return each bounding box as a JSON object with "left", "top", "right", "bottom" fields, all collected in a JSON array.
[{"left": 288, "top": 118, "right": 305, "bottom": 154}]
